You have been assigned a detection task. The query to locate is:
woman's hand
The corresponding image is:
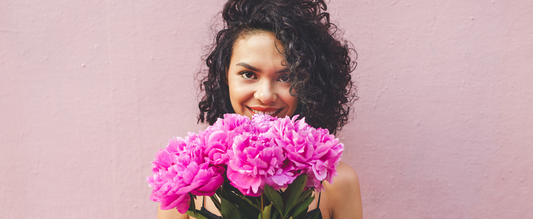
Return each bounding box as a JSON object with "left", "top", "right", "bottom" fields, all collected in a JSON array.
[{"left": 157, "top": 205, "right": 189, "bottom": 219}]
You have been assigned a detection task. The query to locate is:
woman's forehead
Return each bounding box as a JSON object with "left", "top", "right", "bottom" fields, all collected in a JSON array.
[{"left": 232, "top": 32, "right": 285, "bottom": 61}]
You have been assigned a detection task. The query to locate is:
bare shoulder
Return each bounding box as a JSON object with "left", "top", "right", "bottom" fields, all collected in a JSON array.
[
  {"left": 333, "top": 162, "right": 360, "bottom": 187},
  {"left": 322, "top": 161, "right": 362, "bottom": 219}
]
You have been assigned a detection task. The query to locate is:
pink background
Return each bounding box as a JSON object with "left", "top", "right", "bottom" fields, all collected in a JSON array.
[{"left": 1, "top": 1, "right": 532, "bottom": 218}]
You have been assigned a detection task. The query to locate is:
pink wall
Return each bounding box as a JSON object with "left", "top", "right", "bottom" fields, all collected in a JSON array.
[{"left": 1, "top": 1, "right": 532, "bottom": 218}]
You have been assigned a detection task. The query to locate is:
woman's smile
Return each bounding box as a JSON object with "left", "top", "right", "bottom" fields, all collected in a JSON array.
[
  {"left": 246, "top": 106, "right": 283, "bottom": 117},
  {"left": 227, "top": 31, "right": 298, "bottom": 119}
]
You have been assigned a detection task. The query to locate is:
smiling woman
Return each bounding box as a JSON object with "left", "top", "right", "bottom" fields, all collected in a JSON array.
[
  {"left": 227, "top": 31, "right": 299, "bottom": 119},
  {"left": 197, "top": 0, "right": 356, "bottom": 135},
  {"left": 157, "top": 0, "right": 362, "bottom": 218}
]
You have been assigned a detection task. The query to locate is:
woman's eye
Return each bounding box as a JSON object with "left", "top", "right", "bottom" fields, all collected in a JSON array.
[
  {"left": 278, "top": 74, "right": 292, "bottom": 83},
  {"left": 241, "top": 72, "right": 256, "bottom": 79}
]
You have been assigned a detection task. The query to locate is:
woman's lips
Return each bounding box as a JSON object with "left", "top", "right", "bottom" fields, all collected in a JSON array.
[{"left": 247, "top": 106, "right": 283, "bottom": 116}]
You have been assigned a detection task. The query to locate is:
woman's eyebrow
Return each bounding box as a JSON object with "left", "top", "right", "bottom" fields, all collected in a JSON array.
[
  {"left": 275, "top": 68, "right": 289, "bottom": 74},
  {"left": 236, "top": 62, "right": 260, "bottom": 72},
  {"left": 236, "top": 62, "right": 289, "bottom": 74}
]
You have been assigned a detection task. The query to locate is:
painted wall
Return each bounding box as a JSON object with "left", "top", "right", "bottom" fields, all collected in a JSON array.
[{"left": 1, "top": 1, "right": 531, "bottom": 218}]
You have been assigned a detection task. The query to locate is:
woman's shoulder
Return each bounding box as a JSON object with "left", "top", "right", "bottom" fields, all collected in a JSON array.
[
  {"left": 324, "top": 161, "right": 360, "bottom": 200},
  {"left": 321, "top": 161, "right": 363, "bottom": 219},
  {"left": 333, "top": 161, "right": 359, "bottom": 186}
]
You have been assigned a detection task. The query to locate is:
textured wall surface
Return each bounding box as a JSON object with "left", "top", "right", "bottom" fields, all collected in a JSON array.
[{"left": 1, "top": 1, "right": 532, "bottom": 218}]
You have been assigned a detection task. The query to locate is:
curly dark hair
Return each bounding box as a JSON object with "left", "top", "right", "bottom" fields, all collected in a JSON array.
[{"left": 198, "top": 0, "right": 357, "bottom": 134}]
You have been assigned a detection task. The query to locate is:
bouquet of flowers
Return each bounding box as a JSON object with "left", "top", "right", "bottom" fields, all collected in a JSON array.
[{"left": 147, "top": 114, "right": 343, "bottom": 219}]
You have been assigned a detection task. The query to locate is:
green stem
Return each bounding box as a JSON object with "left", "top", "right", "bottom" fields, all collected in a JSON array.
[{"left": 261, "top": 194, "right": 264, "bottom": 219}]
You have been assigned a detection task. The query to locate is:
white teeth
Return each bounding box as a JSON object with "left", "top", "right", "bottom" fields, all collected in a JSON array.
[{"left": 252, "top": 109, "right": 276, "bottom": 115}]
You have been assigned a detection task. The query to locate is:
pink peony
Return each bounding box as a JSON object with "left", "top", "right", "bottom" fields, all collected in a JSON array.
[
  {"left": 225, "top": 115, "right": 300, "bottom": 196},
  {"left": 147, "top": 134, "right": 225, "bottom": 213},
  {"left": 148, "top": 113, "right": 344, "bottom": 211},
  {"left": 211, "top": 113, "right": 251, "bottom": 133},
  {"left": 201, "top": 129, "right": 230, "bottom": 165},
  {"left": 304, "top": 129, "right": 343, "bottom": 191},
  {"left": 147, "top": 167, "right": 191, "bottom": 213},
  {"left": 270, "top": 116, "right": 344, "bottom": 191}
]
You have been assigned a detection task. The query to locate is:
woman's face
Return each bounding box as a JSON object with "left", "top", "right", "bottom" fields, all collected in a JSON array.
[{"left": 227, "top": 31, "right": 298, "bottom": 119}]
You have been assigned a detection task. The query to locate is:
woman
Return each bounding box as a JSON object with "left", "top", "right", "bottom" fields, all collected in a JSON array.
[{"left": 159, "top": 0, "right": 362, "bottom": 218}]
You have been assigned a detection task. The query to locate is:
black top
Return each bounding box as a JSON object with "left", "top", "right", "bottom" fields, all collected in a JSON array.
[{"left": 200, "top": 194, "right": 323, "bottom": 219}]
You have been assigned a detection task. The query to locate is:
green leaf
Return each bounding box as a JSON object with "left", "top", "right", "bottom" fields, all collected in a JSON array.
[
  {"left": 296, "top": 189, "right": 313, "bottom": 204},
  {"left": 242, "top": 194, "right": 262, "bottom": 210},
  {"left": 186, "top": 209, "right": 212, "bottom": 219},
  {"left": 293, "top": 212, "right": 307, "bottom": 219},
  {"left": 219, "top": 181, "right": 261, "bottom": 218},
  {"left": 259, "top": 203, "right": 272, "bottom": 219},
  {"left": 307, "top": 210, "right": 320, "bottom": 219},
  {"left": 221, "top": 190, "right": 260, "bottom": 218},
  {"left": 271, "top": 208, "right": 280, "bottom": 219},
  {"left": 284, "top": 174, "right": 308, "bottom": 216},
  {"left": 221, "top": 181, "right": 261, "bottom": 214},
  {"left": 264, "top": 184, "right": 284, "bottom": 217},
  {"left": 290, "top": 195, "right": 315, "bottom": 218},
  {"left": 220, "top": 196, "right": 245, "bottom": 219}
]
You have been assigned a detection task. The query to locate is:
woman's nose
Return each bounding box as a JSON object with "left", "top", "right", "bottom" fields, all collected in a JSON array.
[{"left": 254, "top": 81, "right": 277, "bottom": 104}]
